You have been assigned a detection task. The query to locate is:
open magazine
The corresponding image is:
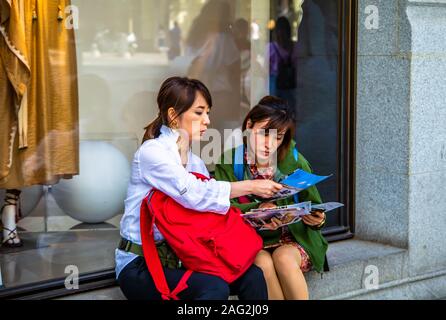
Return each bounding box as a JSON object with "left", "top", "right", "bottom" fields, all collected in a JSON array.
[
  {"left": 242, "top": 202, "right": 344, "bottom": 231},
  {"left": 252, "top": 169, "right": 332, "bottom": 202}
]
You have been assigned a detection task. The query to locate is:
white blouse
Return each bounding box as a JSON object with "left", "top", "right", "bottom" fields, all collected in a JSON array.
[{"left": 115, "top": 125, "right": 232, "bottom": 278}]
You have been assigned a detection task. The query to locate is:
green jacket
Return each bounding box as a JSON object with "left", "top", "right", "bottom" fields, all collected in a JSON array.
[{"left": 214, "top": 141, "right": 329, "bottom": 273}]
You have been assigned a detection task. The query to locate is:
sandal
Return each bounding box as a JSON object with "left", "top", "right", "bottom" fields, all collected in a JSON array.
[
  {"left": 1, "top": 190, "right": 23, "bottom": 248},
  {"left": 1, "top": 226, "right": 23, "bottom": 248}
]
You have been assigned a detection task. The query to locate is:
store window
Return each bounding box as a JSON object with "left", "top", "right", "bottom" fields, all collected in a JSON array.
[
  {"left": 268, "top": 0, "right": 356, "bottom": 239},
  {"left": 0, "top": 0, "right": 355, "bottom": 296}
]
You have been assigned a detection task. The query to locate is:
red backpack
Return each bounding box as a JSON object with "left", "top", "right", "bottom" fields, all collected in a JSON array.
[{"left": 140, "top": 172, "right": 263, "bottom": 300}]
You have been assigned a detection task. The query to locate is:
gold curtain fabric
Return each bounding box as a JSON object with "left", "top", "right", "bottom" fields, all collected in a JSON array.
[{"left": 0, "top": 0, "right": 79, "bottom": 189}]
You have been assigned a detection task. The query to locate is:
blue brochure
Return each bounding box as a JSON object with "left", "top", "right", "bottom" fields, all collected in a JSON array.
[
  {"left": 250, "top": 169, "right": 332, "bottom": 202},
  {"left": 280, "top": 169, "right": 332, "bottom": 192}
]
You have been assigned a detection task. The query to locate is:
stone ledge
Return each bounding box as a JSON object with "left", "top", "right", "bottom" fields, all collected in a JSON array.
[
  {"left": 58, "top": 239, "right": 412, "bottom": 300},
  {"left": 309, "top": 240, "right": 446, "bottom": 300},
  {"left": 57, "top": 286, "right": 126, "bottom": 300},
  {"left": 306, "top": 239, "right": 407, "bottom": 299},
  {"left": 334, "top": 270, "right": 446, "bottom": 300}
]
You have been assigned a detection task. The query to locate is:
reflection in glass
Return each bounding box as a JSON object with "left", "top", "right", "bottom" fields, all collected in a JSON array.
[
  {"left": 0, "top": 0, "right": 346, "bottom": 292},
  {"left": 269, "top": 0, "right": 340, "bottom": 227},
  {"left": 0, "top": 0, "right": 265, "bottom": 292}
]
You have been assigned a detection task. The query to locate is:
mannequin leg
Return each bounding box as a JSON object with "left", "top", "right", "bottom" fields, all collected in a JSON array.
[{"left": 1, "top": 189, "right": 22, "bottom": 248}]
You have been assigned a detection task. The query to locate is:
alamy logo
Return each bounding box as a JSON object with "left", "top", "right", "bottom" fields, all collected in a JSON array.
[
  {"left": 64, "top": 265, "right": 79, "bottom": 290},
  {"left": 64, "top": 5, "right": 79, "bottom": 30},
  {"left": 364, "top": 265, "right": 380, "bottom": 290},
  {"left": 364, "top": 5, "right": 379, "bottom": 30}
]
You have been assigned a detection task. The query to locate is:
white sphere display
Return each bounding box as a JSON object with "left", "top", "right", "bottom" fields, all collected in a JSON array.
[
  {"left": 0, "top": 185, "right": 44, "bottom": 218},
  {"left": 51, "top": 141, "right": 131, "bottom": 224}
]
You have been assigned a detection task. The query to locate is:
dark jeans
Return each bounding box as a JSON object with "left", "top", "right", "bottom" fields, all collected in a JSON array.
[{"left": 118, "top": 256, "right": 268, "bottom": 300}]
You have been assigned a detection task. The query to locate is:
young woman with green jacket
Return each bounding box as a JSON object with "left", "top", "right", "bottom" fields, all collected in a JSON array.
[{"left": 214, "top": 96, "right": 329, "bottom": 300}]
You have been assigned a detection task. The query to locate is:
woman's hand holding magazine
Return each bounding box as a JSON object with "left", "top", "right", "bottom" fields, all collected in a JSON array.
[{"left": 242, "top": 202, "right": 344, "bottom": 230}]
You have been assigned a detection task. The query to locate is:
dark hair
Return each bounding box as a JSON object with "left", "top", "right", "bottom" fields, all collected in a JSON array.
[
  {"left": 242, "top": 96, "right": 295, "bottom": 162},
  {"left": 275, "top": 16, "right": 292, "bottom": 51},
  {"left": 186, "top": 0, "right": 232, "bottom": 49},
  {"left": 142, "top": 77, "right": 212, "bottom": 143}
]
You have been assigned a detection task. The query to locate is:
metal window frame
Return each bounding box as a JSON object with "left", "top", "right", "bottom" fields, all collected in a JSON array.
[{"left": 322, "top": 0, "right": 357, "bottom": 243}]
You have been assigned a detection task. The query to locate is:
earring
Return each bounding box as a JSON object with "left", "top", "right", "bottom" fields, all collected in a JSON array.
[{"left": 171, "top": 120, "right": 179, "bottom": 129}]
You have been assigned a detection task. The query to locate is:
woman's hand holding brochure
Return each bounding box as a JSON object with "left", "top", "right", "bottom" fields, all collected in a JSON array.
[
  {"left": 242, "top": 202, "right": 344, "bottom": 230},
  {"left": 252, "top": 169, "right": 333, "bottom": 202}
]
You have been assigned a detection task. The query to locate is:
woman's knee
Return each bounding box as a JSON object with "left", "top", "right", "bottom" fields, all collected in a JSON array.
[
  {"left": 254, "top": 250, "right": 276, "bottom": 278},
  {"left": 272, "top": 246, "right": 301, "bottom": 273}
]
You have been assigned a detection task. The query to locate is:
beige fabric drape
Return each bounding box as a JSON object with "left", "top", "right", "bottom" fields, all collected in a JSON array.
[{"left": 0, "top": 0, "right": 79, "bottom": 189}]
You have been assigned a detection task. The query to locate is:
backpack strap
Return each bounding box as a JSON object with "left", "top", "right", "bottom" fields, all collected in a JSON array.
[
  {"left": 140, "top": 190, "right": 193, "bottom": 300},
  {"left": 293, "top": 146, "right": 299, "bottom": 162},
  {"left": 233, "top": 144, "right": 299, "bottom": 181},
  {"left": 293, "top": 145, "right": 299, "bottom": 204},
  {"left": 233, "top": 144, "right": 245, "bottom": 181}
]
